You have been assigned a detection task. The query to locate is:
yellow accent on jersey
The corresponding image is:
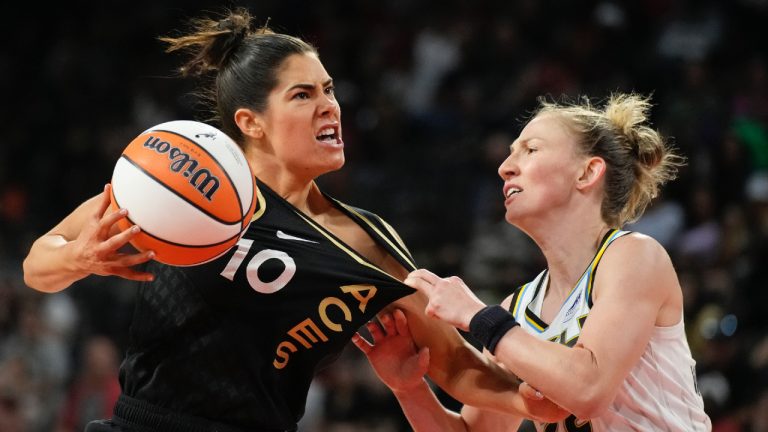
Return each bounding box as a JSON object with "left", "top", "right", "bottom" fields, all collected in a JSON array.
[
  {"left": 586, "top": 229, "right": 620, "bottom": 301},
  {"left": 526, "top": 314, "right": 546, "bottom": 332},
  {"left": 512, "top": 283, "right": 529, "bottom": 319}
]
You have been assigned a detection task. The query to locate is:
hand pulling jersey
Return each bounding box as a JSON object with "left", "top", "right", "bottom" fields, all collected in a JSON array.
[
  {"left": 508, "top": 229, "right": 711, "bottom": 432},
  {"left": 117, "top": 180, "right": 416, "bottom": 431}
]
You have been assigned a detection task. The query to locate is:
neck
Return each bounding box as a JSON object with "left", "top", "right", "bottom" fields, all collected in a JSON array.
[
  {"left": 249, "top": 157, "right": 322, "bottom": 215},
  {"left": 523, "top": 209, "right": 610, "bottom": 298}
]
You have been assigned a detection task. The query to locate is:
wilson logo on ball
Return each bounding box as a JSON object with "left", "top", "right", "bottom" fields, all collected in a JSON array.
[
  {"left": 142, "top": 135, "right": 220, "bottom": 201},
  {"left": 110, "top": 120, "right": 257, "bottom": 267}
]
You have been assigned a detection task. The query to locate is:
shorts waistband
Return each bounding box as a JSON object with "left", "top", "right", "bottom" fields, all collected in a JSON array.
[{"left": 114, "top": 394, "right": 297, "bottom": 432}]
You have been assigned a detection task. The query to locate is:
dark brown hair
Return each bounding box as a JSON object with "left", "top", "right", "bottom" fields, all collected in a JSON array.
[{"left": 160, "top": 8, "right": 317, "bottom": 145}]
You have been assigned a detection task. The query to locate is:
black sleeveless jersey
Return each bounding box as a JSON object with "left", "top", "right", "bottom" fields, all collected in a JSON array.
[{"left": 119, "top": 180, "right": 417, "bottom": 431}]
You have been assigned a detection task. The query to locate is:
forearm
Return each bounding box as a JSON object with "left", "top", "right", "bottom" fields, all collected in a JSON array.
[
  {"left": 431, "top": 343, "right": 566, "bottom": 423},
  {"left": 493, "top": 328, "right": 602, "bottom": 417},
  {"left": 397, "top": 295, "right": 565, "bottom": 422},
  {"left": 23, "top": 235, "right": 87, "bottom": 293},
  {"left": 461, "top": 405, "right": 523, "bottom": 432},
  {"left": 392, "top": 378, "right": 468, "bottom": 432},
  {"left": 392, "top": 377, "right": 525, "bottom": 432}
]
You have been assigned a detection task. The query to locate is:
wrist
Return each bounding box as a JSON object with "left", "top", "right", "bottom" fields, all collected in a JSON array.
[
  {"left": 63, "top": 243, "right": 88, "bottom": 277},
  {"left": 391, "top": 377, "right": 431, "bottom": 399},
  {"left": 459, "top": 303, "right": 486, "bottom": 332},
  {"left": 468, "top": 305, "right": 519, "bottom": 354}
]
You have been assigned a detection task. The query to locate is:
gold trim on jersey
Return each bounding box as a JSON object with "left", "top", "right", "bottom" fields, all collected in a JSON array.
[
  {"left": 336, "top": 202, "right": 417, "bottom": 271},
  {"left": 249, "top": 185, "right": 267, "bottom": 223},
  {"left": 381, "top": 219, "right": 414, "bottom": 260},
  {"left": 292, "top": 211, "right": 403, "bottom": 283}
]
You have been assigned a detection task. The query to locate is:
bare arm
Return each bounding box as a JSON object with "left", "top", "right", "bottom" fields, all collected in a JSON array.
[
  {"left": 23, "top": 185, "right": 155, "bottom": 292},
  {"left": 353, "top": 310, "right": 468, "bottom": 431},
  {"left": 410, "top": 234, "right": 678, "bottom": 420},
  {"left": 390, "top": 291, "right": 568, "bottom": 423},
  {"left": 389, "top": 381, "right": 524, "bottom": 432},
  {"left": 491, "top": 235, "right": 677, "bottom": 418},
  {"left": 353, "top": 309, "right": 526, "bottom": 431}
]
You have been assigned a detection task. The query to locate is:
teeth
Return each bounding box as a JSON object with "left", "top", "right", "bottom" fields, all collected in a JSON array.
[
  {"left": 506, "top": 188, "right": 521, "bottom": 198},
  {"left": 318, "top": 127, "right": 335, "bottom": 136}
]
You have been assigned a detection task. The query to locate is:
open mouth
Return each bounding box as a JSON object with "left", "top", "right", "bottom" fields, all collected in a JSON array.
[
  {"left": 505, "top": 187, "right": 522, "bottom": 198},
  {"left": 316, "top": 127, "right": 341, "bottom": 145}
]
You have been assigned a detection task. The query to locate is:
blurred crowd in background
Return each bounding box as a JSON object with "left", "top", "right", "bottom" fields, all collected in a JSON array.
[{"left": 1, "top": 0, "right": 767, "bottom": 431}]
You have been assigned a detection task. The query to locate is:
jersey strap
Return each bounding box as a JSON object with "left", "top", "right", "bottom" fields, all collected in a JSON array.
[
  {"left": 332, "top": 199, "right": 417, "bottom": 272},
  {"left": 523, "top": 272, "right": 550, "bottom": 333},
  {"left": 506, "top": 284, "right": 525, "bottom": 320},
  {"left": 586, "top": 229, "right": 630, "bottom": 307}
]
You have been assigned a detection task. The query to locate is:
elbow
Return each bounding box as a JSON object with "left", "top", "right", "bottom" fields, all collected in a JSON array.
[
  {"left": 560, "top": 347, "right": 616, "bottom": 419},
  {"left": 22, "top": 256, "right": 56, "bottom": 293},
  {"left": 568, "top": 385, "right": 614, "bottom": 420},
  {"left": 22, "top": 257, "right": 38, "bottom": 290}
]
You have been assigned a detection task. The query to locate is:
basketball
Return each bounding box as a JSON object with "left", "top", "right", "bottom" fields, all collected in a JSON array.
[{"left": 109, "top": 120, "right": 257, "bottom": 266}]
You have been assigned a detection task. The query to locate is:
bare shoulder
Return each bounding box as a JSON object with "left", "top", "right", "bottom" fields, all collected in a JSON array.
[
  {"left": 593, "top": 232, "right": 679, "bottom": 303},
  {"left": 604, "top": 232, "right": 673, "bottom": 272}
]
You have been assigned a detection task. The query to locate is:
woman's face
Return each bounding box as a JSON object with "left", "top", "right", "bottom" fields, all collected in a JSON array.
[
  {"left": 497, "top": 113, "right": 586, "bottom": 225},
  {"left": 260, "top": 53, "right": 344, "bottom": 179}
]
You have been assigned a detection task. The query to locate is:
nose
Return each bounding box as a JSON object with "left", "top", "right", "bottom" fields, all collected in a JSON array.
[
  {"left": 319, "top": 96, "right": 340, "bottom": 118},
  {"left": 498, "top": 153, "right": 518, "bottom": 180}
]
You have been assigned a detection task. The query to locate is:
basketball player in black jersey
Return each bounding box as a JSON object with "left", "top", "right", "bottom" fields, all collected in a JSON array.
[{"left": 22, "top": 8, "right": 567, "bottom": 432}]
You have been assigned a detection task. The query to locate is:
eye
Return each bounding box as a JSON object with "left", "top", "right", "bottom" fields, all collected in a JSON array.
[
  {"left": 292, "top": 91, "right": 310, "bottom": 100},
  {"left": 526, "top": 146, "right": 537, "bottom": 154},
  {"left": 324, "top": 86, "right": 335, "bottom": 97}
]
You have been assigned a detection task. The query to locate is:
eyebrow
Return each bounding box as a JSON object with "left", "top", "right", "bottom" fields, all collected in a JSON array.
[
  {"left": 509, "top": 138, "right": 527, "bottom": 152},
  {"left": 286, "top": 78, "right": 334, "bottom": 93},
  {"left": 509, "top": 137, "right": 540, "bottom": 153}
]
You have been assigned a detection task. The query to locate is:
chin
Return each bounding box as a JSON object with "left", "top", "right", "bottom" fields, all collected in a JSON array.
[
  {"left": 329, "top": 154, "right": 345, "bottom": 171},
  {"left": 315, "top": 157, "right": 345, "bottom": 178},
  {"left": 504, "top": 209, "right": 526, "bottom": 226}
]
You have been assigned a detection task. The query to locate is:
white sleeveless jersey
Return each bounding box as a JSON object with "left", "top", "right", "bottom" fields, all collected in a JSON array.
[{"left": 509, "top": 229, "right": 711, "bottom": 432}]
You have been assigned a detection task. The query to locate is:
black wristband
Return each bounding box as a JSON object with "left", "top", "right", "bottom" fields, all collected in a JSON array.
[{"left": 469, "top": 305, "right": 519, "bottom": 354}]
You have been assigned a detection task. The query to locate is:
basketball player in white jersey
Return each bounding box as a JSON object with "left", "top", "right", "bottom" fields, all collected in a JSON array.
[{"left": 354, "top": 93, "right": 712, "bottom": 431}]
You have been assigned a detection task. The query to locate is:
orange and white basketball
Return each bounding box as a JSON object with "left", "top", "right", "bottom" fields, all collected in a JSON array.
[{"left": 109, "top": 120, "right": 256, "bottom": 266}]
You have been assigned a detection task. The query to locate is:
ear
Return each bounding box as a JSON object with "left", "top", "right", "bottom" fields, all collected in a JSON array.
[
  {"left": 234, "top": 108, "right": 265, "bottom": 139},
  {"left": 576, "top": 156, "right": 606, "bottom": 191}
]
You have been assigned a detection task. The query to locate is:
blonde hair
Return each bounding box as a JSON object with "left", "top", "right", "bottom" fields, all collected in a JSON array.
[{"left": 535, "top": 93, "right": 684, "bottom": 227}]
